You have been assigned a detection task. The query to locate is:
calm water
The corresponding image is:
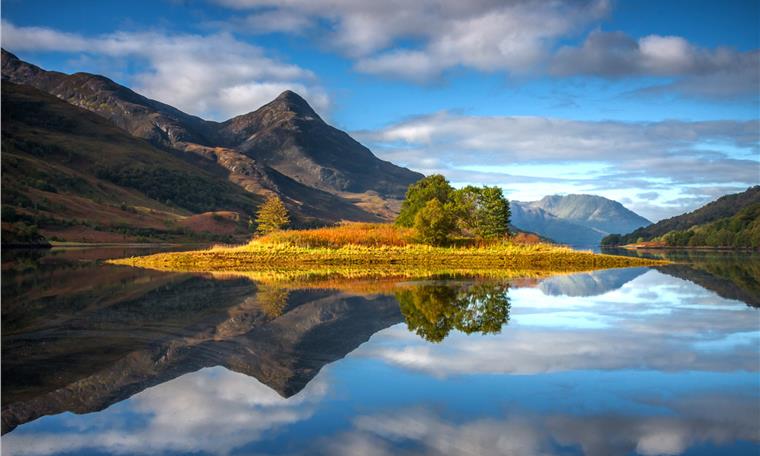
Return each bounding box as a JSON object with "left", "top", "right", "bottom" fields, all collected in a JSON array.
[{"left": 2, "top": 247, "right": 759, "bottom": 456}]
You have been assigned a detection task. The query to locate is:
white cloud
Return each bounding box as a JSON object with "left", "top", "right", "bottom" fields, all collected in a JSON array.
[
  {"left": 210, "top": 0, "right": 758, "bottom": 97},
  {"left": 213, "top": 0, "right": 610, "bottom": 80},
  {"left": 1, "top": 20, "right": 329, "bottom": 120},
  {"left": 552, "top": 30, "right": 760, "bottom": 98}
]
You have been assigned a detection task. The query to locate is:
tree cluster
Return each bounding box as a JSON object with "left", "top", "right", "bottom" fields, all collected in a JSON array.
[{"left": 396, "top": 175, "right": 511, "bottom": 246}]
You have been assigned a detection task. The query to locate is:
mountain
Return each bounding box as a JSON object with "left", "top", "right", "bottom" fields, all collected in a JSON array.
[
  {"left": 510, "top": 203, "right": 603, "bottom": 246},
  {"left": 1, "top": 81, "right": 261, "bottom": 243},
  {"left": 1, "top": 50, "right": 423, "bottom": 242},
  {"left": 219, "top": 90, "right": 421, "bottom": 198},
  {"left": 511, "top": 194, "right": 651, "bottom": 246},
  {"left": 1, "top": 49, "right": 218, "bottom": 147},
  {"left": 603, "top": 186, "right": 760, "bottom": 246}
]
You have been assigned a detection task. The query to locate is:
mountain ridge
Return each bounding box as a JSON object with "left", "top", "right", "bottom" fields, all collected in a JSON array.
[
  {"left": 511, "top": 194, "right": 651, "bottom": 246},
  {"left": 1, "top": 50, "right": 424, "bottom": 240}
]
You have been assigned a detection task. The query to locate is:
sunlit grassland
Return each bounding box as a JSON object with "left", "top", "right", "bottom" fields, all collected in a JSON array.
[{"left": 108, "top": 223, "right": 667, "bottom": 274}]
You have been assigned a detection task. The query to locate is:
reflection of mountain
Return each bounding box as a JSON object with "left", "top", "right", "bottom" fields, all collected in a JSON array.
[
  {"left": 1, "top": 250, "right": 404, "bottom": 434},
  {"left": 657, "top": 263, "right": 760, "bottom": 308},
  {"left": 602, "top": 249, "right": 760, "bottom": 308},
  {"left": 2, "top": 250, "right": 516, "bottom": 434},
  {"left": 538, "top": 268, "right": 648, "bottom": 297}
]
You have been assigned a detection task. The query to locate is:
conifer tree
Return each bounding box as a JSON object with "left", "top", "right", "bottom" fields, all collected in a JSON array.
[
  {"left": 255, "top": 196, "right": 290, "bottom": 235},
  {"left": 475, "top": 186, "right": 511, "bottom": 239}
]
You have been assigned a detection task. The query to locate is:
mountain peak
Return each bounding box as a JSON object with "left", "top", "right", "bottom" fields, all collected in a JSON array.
[{"left": 269, "top": 89, "right": 319, "bottom": 119}]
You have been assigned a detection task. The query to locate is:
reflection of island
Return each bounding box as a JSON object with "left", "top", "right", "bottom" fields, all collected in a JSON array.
[
  {"left": 603, "top": 248, "right": 760, "bottom": 307},
  {"left": 2, "top": 250, "right": 515, "bottom": 434},
  {"left": 537, "top": 267, "right": 647, "bottom": 297}
]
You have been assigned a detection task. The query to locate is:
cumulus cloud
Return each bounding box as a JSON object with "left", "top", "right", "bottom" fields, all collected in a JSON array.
[
  {"left": 210, "top": 0, "right": 758, "bottom": 97},
  {"left": 355, "top": 112, "right": 759, "bottom": 219},
  {"left": 552, "top": 30, "right": 760, "bottom": 98},
  {"left": 213, "top": 0, "right": 610, "bottom": 80},
  {"left": 1, "top": 20, "right": 329, "bottom": 120}
]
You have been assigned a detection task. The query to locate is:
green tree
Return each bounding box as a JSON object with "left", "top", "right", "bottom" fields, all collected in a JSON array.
[
  {"left": 414, "top": 199, "right": 456, "bottom": 246},
  {"left": 449, "top": 186, "right": 482, "bottom": 234},
  {"left": 396, "top": 174, "right": 454, "bottom": 227},
  {"left": 255, "top": 195, "right": 290, "bottom": 235},
  {"left": 475, "top": 186, "right": 511, "bottom": 240}
]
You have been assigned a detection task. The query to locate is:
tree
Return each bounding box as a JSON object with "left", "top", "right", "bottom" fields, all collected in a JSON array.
[
  {"left": 449, "top": 186, "right": 482, "bottom": 234},
  {"left": 414, "top": 199, "right": 456, "bottom": 246},
  {"left": 396, "top": 174, "right": 454, "bottom": 227},
  {"left": 474, "top": 186, "right": 511, "bottom": 240},
  {"left": 255, "top": 195, "right": 290, "bottom": 235}
]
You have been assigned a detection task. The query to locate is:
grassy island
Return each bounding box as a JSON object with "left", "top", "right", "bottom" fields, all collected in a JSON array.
[{"left": 109, "top": 223, "right": 667, "bottom": 275}]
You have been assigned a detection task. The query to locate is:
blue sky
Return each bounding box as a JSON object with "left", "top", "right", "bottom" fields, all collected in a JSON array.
[{"left": 2, "top": 0, "right": 758, "bottom": 220}]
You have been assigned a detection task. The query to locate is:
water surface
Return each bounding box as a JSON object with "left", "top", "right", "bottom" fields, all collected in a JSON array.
[{"left": 2, "top": 247, "right": 758, "bottom": 455}]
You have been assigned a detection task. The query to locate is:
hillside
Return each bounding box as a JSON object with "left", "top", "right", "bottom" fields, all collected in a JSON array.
[
  {"left": 1, "top": 82, "right": 264, "bottom": 243},
  {"left": 603, "top": 186, "right": 760, "bottom": 246},
  {"left": 1, "top": 50, "right": 423, "bottom": 227},
  {"left": 653, "top": 204, "right": 759, "bottom": 248},
  {"left": 512, "top": 194, "right": 650, "bottom": 246},
  {"left": 219, "top": 91, "right": 421, "bottom": 198}
]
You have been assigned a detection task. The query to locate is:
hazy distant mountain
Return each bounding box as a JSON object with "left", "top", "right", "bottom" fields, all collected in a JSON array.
[
  {"left": 510, "top": 203, "right": 603, "bottom": 246},
  {"left": 1, "top": 50, "right": 424, "bottom": 241},
  {"left": 604, "top": 186, "right": 760, "bottom": 246},
  {"left": 511, "top": 194, "right": 651, "bottom": 246}
]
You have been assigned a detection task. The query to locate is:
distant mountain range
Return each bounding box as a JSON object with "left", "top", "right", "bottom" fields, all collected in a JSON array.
[
  {"left": 603, "top": 186, "right": 760, "bottom": 247},
  {"left": 512, "top": 194, "right": 651, "bottom": 246},
  {"left": 1, "top": 49, "right": 423, "bottom": 243}
]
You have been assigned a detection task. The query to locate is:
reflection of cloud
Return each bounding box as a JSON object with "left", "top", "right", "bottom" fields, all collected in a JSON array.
[
  {"left": 323, "top": 392, "right": 759, "bottom": 456},
  {"left": 325, "top": 409, "right": 547, "bottom": 456},
  {"left": 3, "top": 367, "right": 327, "bottom": 456},
  {"left": 356, "top": 270, "right": 759, "bottom": 376}
]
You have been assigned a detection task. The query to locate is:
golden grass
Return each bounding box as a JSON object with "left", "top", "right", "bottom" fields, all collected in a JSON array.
[
  {"left": 108, "top": 222, "right": 667, "bottom": 276},
  {"left": 255, "top": 222, "right": 416, "bottom": 247}
]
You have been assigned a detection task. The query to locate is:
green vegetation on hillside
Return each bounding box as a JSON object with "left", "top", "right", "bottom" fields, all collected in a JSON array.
[
  {"left": 1, "top": 81, "right": 263, "bottom": 243},
  {"left": 655, "top": 204, "right": 760, "bottom": 248},
  {"left": 603, "top": 186, "right": 760, "bottom": 246}
]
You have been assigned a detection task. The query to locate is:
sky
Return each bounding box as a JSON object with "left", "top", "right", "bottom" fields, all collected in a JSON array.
[{"left": 2, "top": 0, "right": 759, "bottom": 221}]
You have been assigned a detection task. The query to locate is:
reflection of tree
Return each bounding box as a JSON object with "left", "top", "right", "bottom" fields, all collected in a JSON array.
[
  {"left": 256, "top": 285, "right": 290, "bottom": 317},
  {"left": 396, "top": 282, "right": 510, "bottom": 342}
]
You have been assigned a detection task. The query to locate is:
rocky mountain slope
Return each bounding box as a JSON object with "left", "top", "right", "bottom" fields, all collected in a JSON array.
[
  {"left": 1, "top": 50, "right": 423, "bottom": 242},
  {"left": 512, "top": 194, "right": 651, "bottom": 246},
  {"left": 603, "top": 186, "right": 760, "bottom": 246}
]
